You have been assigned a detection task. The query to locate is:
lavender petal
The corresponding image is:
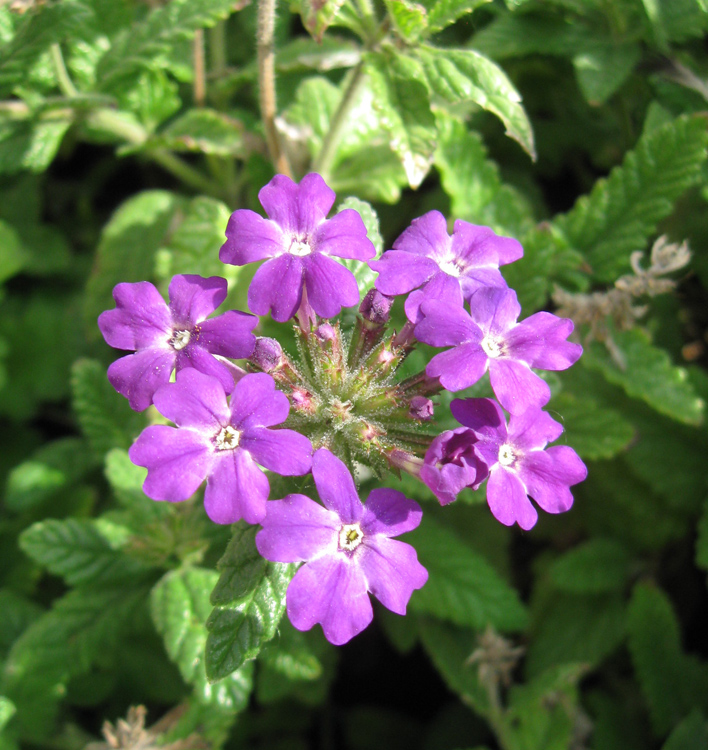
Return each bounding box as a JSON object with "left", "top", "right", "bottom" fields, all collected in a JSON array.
[
  {"left": 518, "top": 446, "right": 587, "bottom": 514},
  {"left": 507, "top": 407, "right": 564, "bottom": 451},
  {"left": 220, "top": 209, "right": 285, "bottom": 266},
  {"left": 248, "top": 254, "right": 304, "bottom": 322},
  {"left": 426, "top": 344, "right": 488, "bottom": 392},
  {"left": 392, "top": 210, "right": 450, "bottom": 258},
  {"left": 415, "top": 300, "right": 480, "bottom": 348},
  {"left": 486, "top": 466, "right": 538, "bottom": 530},
  {"left": 107, "top": 347, "right": 175, "bottom": 411},
  {"left": 507, "top": 312, "right": 583, "bottom": 370},
  {"left": 229, "top": 372, "right": 290, "bottom": 429},
  {"left": 176, "top": 345, "right": 237, "bottom": 395},
  {"left": 303, "top": 253, "right": 360, "bottom": 318},
  {"left": 241, "top": 425, "right": 313, "bottom": 476},
  {"left": 360, "top": 489, "right": 423, "bottom": 537},
  {"left": 489, "top": 358, "right": 551, "bottom": 414},
  {"left": 204, "top": 449, "right": 270, "bottom": 524},
  {"left": 196, "top": 310, "right": 257, "bottom": 359},
  {"left": 168, "top": 275, "right": 227, "bottom": 325},
  {"left": 152, "top": 368, "right": 229, "bottom": 429},
  {"left": 98, "top": 281, "right": 172, "bottom": 351},
  {"left": 371, "top": 251, "right": 438, "bottom": 296},
  {"left": 468, "top": 287, "right": 521, "bottom": 335},
  {"left": 312, "top": 448, "right": 362, "bottom": 524},
  {"left": 259, "top": 173, "right": 335, "bottom": 235},
  {"left": 312, "top": 208, "right": 376, "bottom": 260}
]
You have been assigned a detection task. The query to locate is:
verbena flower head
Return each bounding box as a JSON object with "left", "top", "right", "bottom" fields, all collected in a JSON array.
[
  {"left": 370, "top": 210, "right": 523, "bottom": 322},
  {"left": 98, "top": 274, "right": 256, "bottom": 411},
  {"left": 420, "top": 428, "right": 489, "bottom": 505},
  {"left": 415, "top": 287, "right": 582, "bottom": 413},
  {"left": 451, "top": 398, "right": 587, "bottom": 530},
  {"left": 256, "top": 448, "right": 428, "bottom": 645},
  {"left": 129, "top": 369, "right": 312, "bottom": 524},
  {"left": 219, "top": 173, "right": 376, "bottom": 322}
]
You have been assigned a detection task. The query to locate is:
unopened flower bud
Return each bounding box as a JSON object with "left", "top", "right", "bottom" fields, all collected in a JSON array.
[
  {"left": 360, "top": 289, "right": 393, "bottom": 328},
  {"left": 291, "top": 387, "right": 317, "bottom": 414},
  {"left": 315, "top": 323, "right": 336, "bottom": 343},
  {"left": 409, "top": 396, "right": 434, "bottom": 421},
  {"left": 251, "top": 337, "right": 283, "bottom": 372}
]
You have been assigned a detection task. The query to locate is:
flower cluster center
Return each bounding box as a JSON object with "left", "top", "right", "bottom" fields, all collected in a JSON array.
[
  {"left": 481, "top": 335, "right": 505, "bottom": 359},
  {"left": 170, "top": 329, "right": 191, "bottom": 350},
  {"left": 215, "top": 425, "right": 241, "bottom": 451},
  {"left": 439, "top": 256, "right": 463, "bottom": 278},
  {"left": 498, "top": 444, "right": 517, "bottom": 467},
  {"left": 289, "top": 238, "right": 313, "bottom": 257},
  {"left": 338, "top": 523, "right": 364, "bottom": 552}
]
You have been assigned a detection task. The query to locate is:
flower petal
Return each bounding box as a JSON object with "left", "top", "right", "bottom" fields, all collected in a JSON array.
[
  {"left": 286, "top": 555, "right": 373, "bottom": 645},
  {"left": 168, "top": 275, "right": 227, "bottom": 325},
  {"left": 248, "top": 254, "right": 304, "bottom": 322},
  {"left": 176, "top": 345, "right": 237, "bottom": 395},
  {"left": 204, "top": 448, "right": 270, "bottom": 524},
  {"left": 361, "top": 489, "right": 423, "bottom": 536},
  {"left": 506, "top": 312, "right": 582, "bottom": 370},
  {"left": 393, "top": 210, "right": 450, "bottom": 258},
  {"left": 415, "top": 300, "right": 480, "bottom": 348},
  {"left": 404, "top": 273, "right": 463, "bottom": 324},
  {"left": 459, "top": 268, "right": 509, "bottom": 299},
  {"left": 256, "top": 493, "right": 339, "bottom": 562},
  {"left": 518, "top": 446, "right": 587, "bottom": 514},
  {"left": 153, "top": 368, "right": 229, "bottom": 429},
  {"left": 220, "top": 209, "right": 285, "bottom": 265},
  {"left": 129, "top": 425, "right": 213, "bottom": 501},
  {"left": 196, "top": 310, "right": 257, "bottom": 359},
  {"left": 468, "top": 287, "right": 521, "bottom": 335},
  {"left": 452, "top": 220, "right": 523, "bottom": 267},
  {"left": 98, "top": 281, "right": 171, "bottom": 351},
  {"left": 371, "top": 251, "right": 438, "bottom": 296},
  {"left": 489, "top": 358, "right": 551, "bottom": 414},
  {"left": 359, "top": 537, "right": 428, "bottom": 615},
  {"left": 507, "top": 407, "right": 563, "bottom": 450},
  {"left": 107, "top": 347, "right": 175, "bottom": 411},
  {"left": 426, "top": 344, "right": 488, "bottom": 392},
  {"left": 312, "top": 448, "right": 362, "bottom": 523},
  {"left": 259, "top": 173, "right": 335, "bottom": 235},
  {"left": 229, "top": 372, "right": 290, "bottom": 429},
  {"left": 303, "top": 253, "right": 359, "bottom": 318},
  {"left": 486, "top": 466, "right": 538, "bottom": 530},
  {"left": 312, "top": 208, "right": 376, "bottom": 260},
  {"left": 242, "top": 425, "right": 312, "bottom": 475}
]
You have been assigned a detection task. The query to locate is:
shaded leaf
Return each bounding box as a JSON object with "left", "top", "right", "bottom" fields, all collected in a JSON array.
[{"left": 550, "top": 538, "right": 631, "bottom": 594}]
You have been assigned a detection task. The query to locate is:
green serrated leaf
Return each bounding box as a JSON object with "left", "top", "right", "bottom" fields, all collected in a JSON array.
[
  {"left": 550, "top": 539, "right": 631, "bottom": 594},
  {"left": 0, "top": 698, "right": 14, "bottom": 735},
  {"left": 151, "top": 567, "right": 254, "bottom": 710},
  {"left": 19, "top": 518, "right": 149, "bottom": 587},
  {"left": 425, "top": 0, "right": 491, "bottom": 32},
  {"left": 434, "top": 111, "right": 534, "bottom": 236},
  {"left": 582, "top": 329, "right": 704, "bottom": 425},
  {"left": 110, "top": 67, "right": 181, "bottom": 132},
  {"left": 384, "top": 0, "right": 429, "bottom": 42},
  {"left": 365, "top": 50, "right": 436, "bottom": 189},
  {"left": 526, "top": 592, "right": 626, "bottom": 677},
  {"left": 104, "top": 448, "right": 170, "bottom": 521},
  {"left": 418, "top": 618, "right": 490, "bottom": 714},
  {"left": 96, "top": 0, "right": 241, "bottom": 91},
  {"left": 5, "top": 437, "right": 93, "bottom": 512},
  {"left": 550, "top": 392, "right": 634, "bottom": 460},
  {"left": 298, "top": 0, "right": 347, "bottom": 41},
  {"left": 2, "top": 584, "right": 150, "bottom": 740},
  {"left": 555, "top": 115, "right": 708, "bottom": 281},
  {"left": 573, "top": 43, "right": 640, "bottom": 105},
  {"left": 662, "top": 711, "right": 708, "bottom": 750},
  {"left": 627, "top": 583, "right": 708, "bottom": 736},
  {"left": 417, "top": 46, "right": 535, "bottom": 159},
  {"left": 147, "top": 109, "right": 246, "bottom": 156},
  {"left": 0, "top": 118, "right": 71, "bottom": 175},
  {"left": 408, "top": 517, "right": 528, "bottom": 631},
  {"left": 206, "top": 525, "right": 295, "bottom": 681},
  {"left": 0, "top": 591, "right": 42, "bottom": 663},
  {"left": 71, "top": 359, "right": 146, "bottom": 458},
  {"left": 83, "top": 190, "right": 183, "bottom": 333}
]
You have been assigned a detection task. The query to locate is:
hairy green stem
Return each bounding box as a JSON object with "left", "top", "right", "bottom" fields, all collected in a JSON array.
[
  {"left": 257, "top": 0, "right": 292, "bottom": 176},
  {"left": 50, "top": 43, "right": 78, "bottom": 98},
  {"left": 312, "top": 62, "right": 366, "bottom": 181}
]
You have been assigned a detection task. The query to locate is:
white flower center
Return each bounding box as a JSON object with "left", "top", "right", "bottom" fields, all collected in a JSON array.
[
  {"left": 438, "top": 256, "right": 464, "bottom": 278},
  {"left": 498, "top": 444, "right": 517, "bottom": 467},
  {"left": 170, "top": 329, "right": 191, "bottom": 350},
  {"left": 339, "top": 523, "right": 364, "bottom": 552},
  {"left": 289, "top": 238, "right": 312, "bottom": 257},
  {"left": 481, "top": 335, "right": 505, "bottom": 359},
  {"left": 214, "top": 425, "right": 241, "bottom": 451}
]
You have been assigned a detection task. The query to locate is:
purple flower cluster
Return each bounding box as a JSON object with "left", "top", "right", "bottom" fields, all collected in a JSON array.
[{"left": 98, "top": 172, "right": 587, "bottom": 644}]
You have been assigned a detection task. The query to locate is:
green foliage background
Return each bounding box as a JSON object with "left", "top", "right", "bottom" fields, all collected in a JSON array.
[{"left": 1, "top": 0, "right": 708, "bottom": 748}]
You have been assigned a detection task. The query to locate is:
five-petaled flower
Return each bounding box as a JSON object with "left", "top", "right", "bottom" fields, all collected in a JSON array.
[
  {"left": 415, "top": 287, "right": 582, "bottom": 414},
  {"left": 129, "top": 369, "right": 313, "bottom": 524},
  {"left": 98, "top": 274, "right": 257, "bottom": 411},
  {"left": 451, "top": 398, "right": 587, "bottom": 530},
  {"left": 220, "top": 173, "right": 376, "bottom": 322},
  {"left": 256, "top": 448, "right": 428, "bottom": 645}
]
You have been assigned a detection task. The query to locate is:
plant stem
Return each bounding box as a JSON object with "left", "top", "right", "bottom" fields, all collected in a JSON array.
[
  {"left": 209, "top": 21, "right": 228, "bottom": 76},
  {"left": 50, "top": 43, "right": 79, "bottom": 98},
  {"left": 312, "top": 62, "right": 367, "bottom": 181},
  {"left": 257, "top": 0, "right": 292, "bottom": 176},
  {"left": 193, "top": 28, "right": 206, "bottom": 106}
]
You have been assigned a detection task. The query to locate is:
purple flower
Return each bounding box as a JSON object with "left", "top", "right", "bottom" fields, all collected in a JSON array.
[
  {"left": 420, "top": 428, "right": 489, "bottom": 505},
  {"left": 219, "top": 173, "right": 376, "bottom": 322},
  {"left": 370, "top": 211, "right": 523, "bottom": 323},
  {"left": 256, "top": 448, "right": 428, "bottom": 645},
  {"left": 128, "top": 369, "right": 312, "bottom": 525},
  {"left": 98, "top": 275, "right": 257, "bottom": 411},
  {"left": 452, "top": 398, "right": 587, "bottom": 530},
  {"left": 415, "top": 287, "right": 582, "bottom": 414}
]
